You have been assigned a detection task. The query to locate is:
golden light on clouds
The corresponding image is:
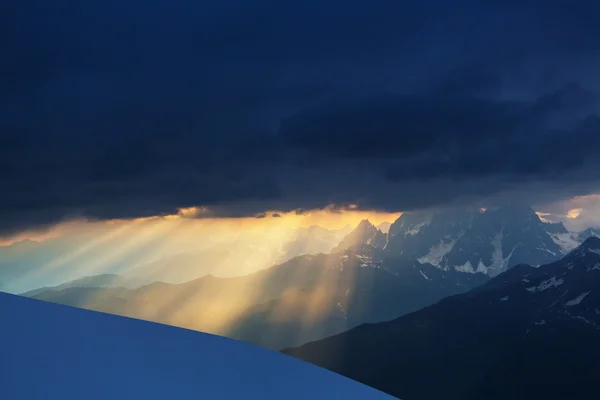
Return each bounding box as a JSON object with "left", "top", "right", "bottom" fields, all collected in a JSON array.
[
  {"left": 535, "top": 212, "right": 551, "bottom": 223},
  {"left": 0, "top": 204, "right": 401, "bottom": 294},
  {"left": 567, "top": 208, "right": 582, "bottom": 219},
  {"left": 99, "top": 205, "right": 400, "bottom": 239},
  {"left": 1, "top": 206, "right": 400, "bottom": 247},
  {"left": 282, "top": 207, "right": 401, "bottom": 230}
]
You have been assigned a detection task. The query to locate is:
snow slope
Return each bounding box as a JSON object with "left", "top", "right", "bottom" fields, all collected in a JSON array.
[{"left": 0, "top": 292, "right": 394, "bottom": 400}]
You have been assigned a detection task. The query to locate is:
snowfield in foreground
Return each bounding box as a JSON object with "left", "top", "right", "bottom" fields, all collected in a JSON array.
[{"left": 0, "top": 292, "right": 394, "bottom": 400}]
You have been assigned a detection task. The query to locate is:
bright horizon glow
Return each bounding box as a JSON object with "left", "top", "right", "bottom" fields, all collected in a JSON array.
[
  {"left": 6, "top": 194, "right": 600, "bottom": 247},
  {"left": 0, "top": 205, "right": 399, "bottom": 334},
  {"left": 0, "top": 206, "right": 401, "bottom": 246},
  {"left": 3, "top": 196, "right": 600, "bottom": 345},
  {"left": 0, "top": 206, "right": 401, "bottom": 295}
]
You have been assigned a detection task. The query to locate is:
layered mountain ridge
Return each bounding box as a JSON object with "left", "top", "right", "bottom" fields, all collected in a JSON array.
[
  {"left": 26, "top": 234, "right": 487, "bottom": 350},
  {"left": 283, "top": 237, "right": 600, "bottom": 400},
  {"left": 0, "top": 224, "right": 352, "bottom": 293},
  {"left": 14, "top": 204, "right": 600, "bottom": 354}
]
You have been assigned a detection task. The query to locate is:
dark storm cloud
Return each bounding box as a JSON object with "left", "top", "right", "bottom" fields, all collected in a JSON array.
[
  {"left": 278, "top": 94, "right": 525, "bottom": 159},
  {"left": 2, "top": 0, "right": 600, "bottom": 235}
]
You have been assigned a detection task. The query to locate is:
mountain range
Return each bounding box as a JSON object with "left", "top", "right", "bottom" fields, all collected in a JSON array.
[
  {"left": 7, "top": 205, "right": 596, "bottom": 295},
  {"left": 28, "top": 240, "right": 487, "bottom": 350},
  {"left": 7, "top": 204, "right": 600, "bottom": 399},
  {"left": 17, "top": 205, "right": 600, "bottom": 352},
  {"left": 386, "top": 205, "right": 584, "bottom": 276},
  {"left": 283, "top": 237, "right": 600, "bottom": 400},
  {"left": 0, "top": 224, "right": 352, "bottom": 294}
]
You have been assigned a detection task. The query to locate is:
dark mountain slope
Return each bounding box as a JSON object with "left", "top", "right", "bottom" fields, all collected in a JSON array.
[
  {"left": 227, "top": 251, "right": 486, "bottom": 349},
  {"left": 283, "top": 237, "right": 600, "bottom": 400}
]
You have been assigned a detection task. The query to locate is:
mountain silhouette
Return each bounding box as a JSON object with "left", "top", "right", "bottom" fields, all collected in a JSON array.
[{"left": 283, "top": 237, "right": 600, "bottom": 400}]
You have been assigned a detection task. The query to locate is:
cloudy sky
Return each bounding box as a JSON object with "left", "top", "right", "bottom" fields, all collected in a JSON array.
[{"left": 3, "top": 0, "right": 600, "bottom": 238}]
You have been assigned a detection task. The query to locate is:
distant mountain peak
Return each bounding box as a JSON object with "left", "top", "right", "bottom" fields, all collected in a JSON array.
[
  {"left": 384, "top": 204, "right": 587, "bottom": 276},
  {"left": 357, "top": 219, "right": 375, "bottom": 229},
  {"left": 332, "top": 219, "right": 386, "bottom": 254},
  {"left": 580, "top": 236, "right": 600, "bottom": 250},
  {"left": 578, "top": 228, "right": 600, "bottom": 243}
]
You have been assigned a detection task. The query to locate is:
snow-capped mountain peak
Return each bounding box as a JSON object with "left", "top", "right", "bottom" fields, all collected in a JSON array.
[
  {"left": 385, "top": 209, "right": 476, "bottom": 261},
  {"left": 578, "top": 227, "right": 600, "bottom": 242},
  {"left": 380, "top": 205, "right": 596, "bottom": 277}
]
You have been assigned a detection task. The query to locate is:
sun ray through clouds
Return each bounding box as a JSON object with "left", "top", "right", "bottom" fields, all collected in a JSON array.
[{"left": 3, "top": 205, "right": 396, "bottom": 346}]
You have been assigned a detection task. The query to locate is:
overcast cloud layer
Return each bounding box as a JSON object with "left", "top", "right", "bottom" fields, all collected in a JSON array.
[{"left": 2, "top": 0, "right": 600, "bottom": 235}]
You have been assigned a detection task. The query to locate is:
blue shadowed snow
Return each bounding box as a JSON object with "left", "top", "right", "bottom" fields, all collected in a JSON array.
[{"left": 0, "top": 292, "right": 393, "bottom": 399}]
